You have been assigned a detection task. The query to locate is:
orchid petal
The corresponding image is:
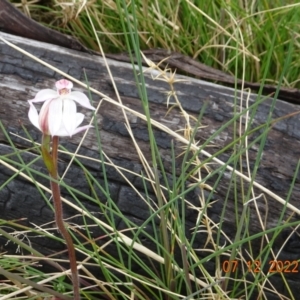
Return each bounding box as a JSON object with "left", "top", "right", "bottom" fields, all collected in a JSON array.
[
  {"left": 38, "top": 98, "right": 53, "bottom": 134},
  {"left": 47, "top": 98, "right": 63, "bottom": 136},
  {"left": 29, "top": 89, "right": 57, "bottom": 103},
  {"left": 68, "top": 91, "right": 95, "bottom": 110},
  {"left": 74, "top": 113, "right": 85, "bottom": 127},
  {"left": 61, "top": 99, "right": 77, "bottom": 135},
  {"left": 71, "top": 124, "right": 93, "bottom": 135},
  {"left": 28, "top": 102, "right": 41, "bottom": 130},
  {"left": 53, "top": 126, "right": 92, "bottom": 137},
  {"left": 54, "top": 113, "right": 85, "bottom": 137}
]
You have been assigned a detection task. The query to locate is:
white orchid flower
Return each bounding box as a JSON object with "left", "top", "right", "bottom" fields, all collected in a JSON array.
[{"left": 28, "top": 79, "right": 95, "bottom": 137}]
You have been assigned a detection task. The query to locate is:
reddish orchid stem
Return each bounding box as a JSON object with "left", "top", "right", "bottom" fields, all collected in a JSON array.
[{"left": 50, "top": 136, "right": 80, "bottom": 300}]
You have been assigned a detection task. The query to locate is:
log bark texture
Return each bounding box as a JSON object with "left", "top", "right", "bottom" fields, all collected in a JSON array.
[{"left": 1, "top": 32, "right": 300, "bottom": 299}]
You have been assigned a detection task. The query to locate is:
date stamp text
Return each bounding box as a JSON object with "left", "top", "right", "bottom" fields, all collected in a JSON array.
[{"left": 222, "top": 260, "right": 299, "bottom": 273}]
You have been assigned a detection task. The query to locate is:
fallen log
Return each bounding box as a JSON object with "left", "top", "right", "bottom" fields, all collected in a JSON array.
[{"left": 1, "top": 31, "right": 300, "bottom": 299}]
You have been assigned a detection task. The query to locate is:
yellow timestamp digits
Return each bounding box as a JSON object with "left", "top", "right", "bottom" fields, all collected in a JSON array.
[
  {"left": 222, "top": 260, "right": 238, "bottom": 273},
  {"left": 222, "top": 260, "right": 299, "bottom": 273}
]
